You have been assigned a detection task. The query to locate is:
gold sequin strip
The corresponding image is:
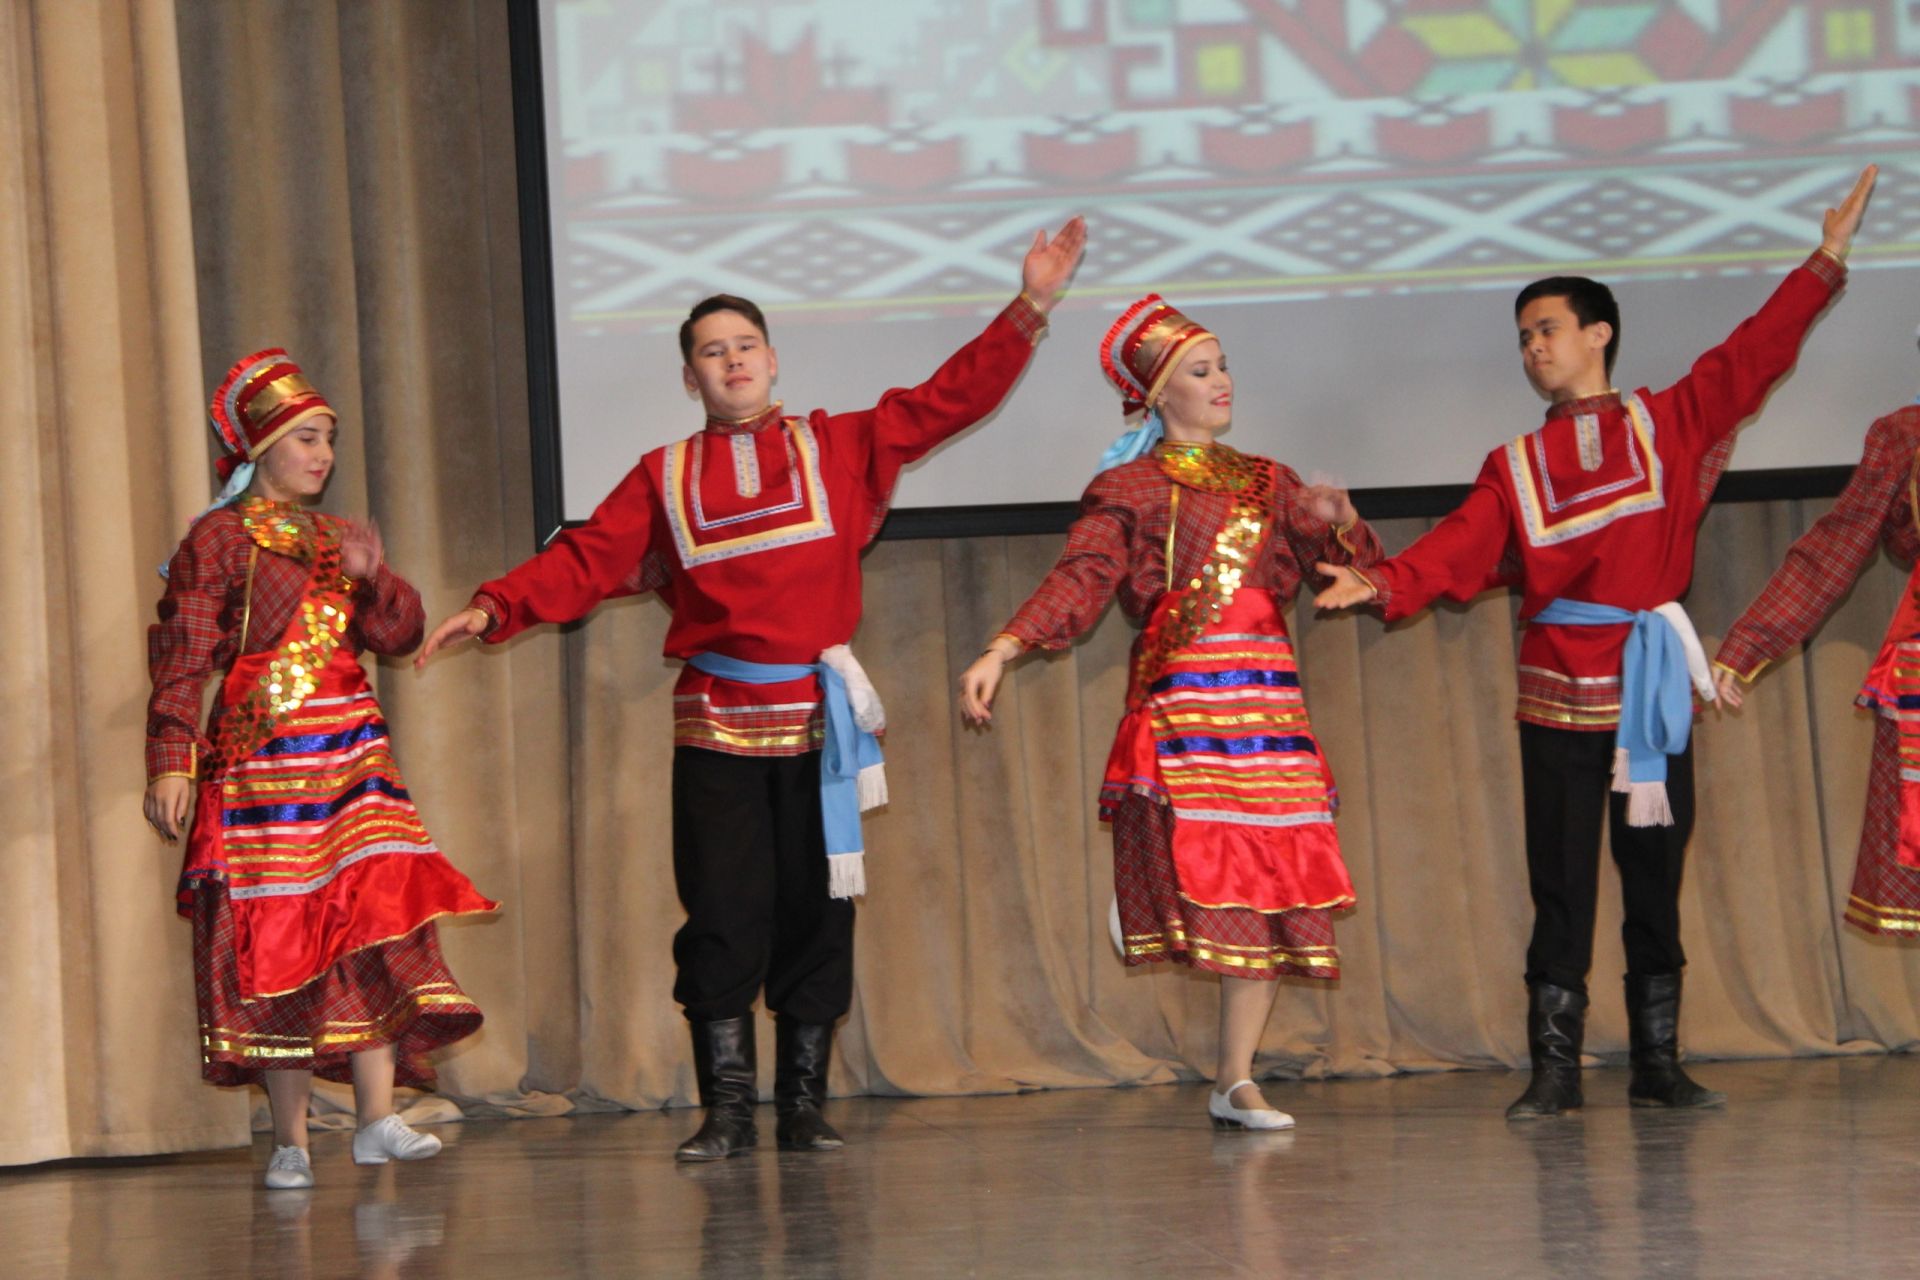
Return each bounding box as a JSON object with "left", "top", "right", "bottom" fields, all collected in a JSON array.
[
  {"left": 211, "top": 503, "right": 352, "bottom": 772},
  {"left": 1135, "top": 443, "right": 1274, "bottom": 698}
]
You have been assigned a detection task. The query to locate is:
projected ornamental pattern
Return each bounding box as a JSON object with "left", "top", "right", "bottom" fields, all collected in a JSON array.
[{"left": 545, "top": 1, "right": 1920, "bottom": 327}]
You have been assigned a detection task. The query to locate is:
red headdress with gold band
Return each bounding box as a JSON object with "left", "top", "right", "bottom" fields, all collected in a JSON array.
[
  {"left": 208, "top": 348, "right": 334, "bottom": 481},
  {"left": 1099, "top": 294, "right": 1215, "bottom": 418}
]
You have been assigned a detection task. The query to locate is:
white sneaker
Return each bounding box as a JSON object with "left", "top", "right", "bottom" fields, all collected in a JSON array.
[
  {"left": 352, "top": 1114, "right": 444, "bottom": 1165},
  {"left": 1208, "top": 1080, "right": 1296, "bottom": 1131},
  {"left": 263, "top": 1144, "right": 314, "bottom": 1189}
]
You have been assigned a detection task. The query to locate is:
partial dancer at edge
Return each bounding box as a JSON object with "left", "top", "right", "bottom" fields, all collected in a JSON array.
[
  {"left": 418, "top": 217, "right": 1087, "bottom": 1161},
  {"left": 1715, "top": 351, "right": 1920, "bottom": 939},
  {"left": 145, "top": 351, "right": 497, "bottom": 1189},
  {"left": 960, "top": 295, "right": 1382, "bottom": 1132},
  {"left": 1316, "top": 166, "right": 1876, "bottom": 1120}
]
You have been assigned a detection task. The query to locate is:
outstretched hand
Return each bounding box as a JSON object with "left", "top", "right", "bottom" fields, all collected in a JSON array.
[
  {"left": 1822, "top": 164, "right": 1877, "bottom": 259},
  {"left": 1021, "top": 215, "right": 1088, "bottom": 312},
  {"left": 1713, "top": 667, "right": 1746, "bottom": 710},
  {"left": 1313, "top": 563, "right": 1378, "bottom": 610},
  {"left": 415, "top": 608, "right": 489, "bottom": 669}
]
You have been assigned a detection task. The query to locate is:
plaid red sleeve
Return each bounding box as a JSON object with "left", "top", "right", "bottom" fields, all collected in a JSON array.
[
  {"left": 1716, "top": 413, "right": 1907, "bottom": 681},
  {"left": 1002, "top": 468, "right": 1135, "bottom": 651},
  {"left": 146, "top": 520, "right": 241, "bottom": 781},
  {"left": 352, "top": 563, "right": 426, "bottom": 657}
]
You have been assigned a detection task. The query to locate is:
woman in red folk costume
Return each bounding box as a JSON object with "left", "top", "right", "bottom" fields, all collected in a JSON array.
[
  {"left": 1715, "top": 392, "right": 1920, "bottom": 939},
  {"left": 144, "top": 350, "right": 496, "bottom": 1190},
  {"left": 959, "top": 298, "right": 1382, "bottom": 1130}
]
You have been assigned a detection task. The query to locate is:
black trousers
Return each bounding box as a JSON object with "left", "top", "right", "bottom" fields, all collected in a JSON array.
[
  {"left": 670, "top": 747, "right": 855, "bottom": 1024},
  {"left": 1519, "top": 723, "right": 1694, "bottom": 994}
]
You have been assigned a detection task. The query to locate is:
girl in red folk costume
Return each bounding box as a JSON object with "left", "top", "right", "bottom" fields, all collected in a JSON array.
[
  {"left": 1715, "top": 390, "right": 1920, "bottom": 938},
  {"left": 959, "top": 297, "right": 1382, "bottom": 1131},
  {"left": 144, "top": 350, "right": 496, "bottom": 1190}
]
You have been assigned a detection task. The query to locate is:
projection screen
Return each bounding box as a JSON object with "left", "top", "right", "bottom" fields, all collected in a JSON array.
[{"left": 522, "top": 1, "right": 1920, "bottom": 534}]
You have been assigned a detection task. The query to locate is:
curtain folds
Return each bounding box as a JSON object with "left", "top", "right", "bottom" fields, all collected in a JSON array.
[{"left": 3, "top": 0, "right": 1916, "bottom": 1166}]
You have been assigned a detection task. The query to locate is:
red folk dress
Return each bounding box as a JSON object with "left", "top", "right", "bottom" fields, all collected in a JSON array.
[
  {"left": 1001, "top": 444, "right": 1383, "bottom": 979},
  {"left": 1717, "top": 405, "right": 1920, "bottom": 937},
  {"left": 1358, "top": 251, "right": 1847, "bottom": 733},
  {"left": 148, "top": 499, "right": 495, "bottom": 1085}
]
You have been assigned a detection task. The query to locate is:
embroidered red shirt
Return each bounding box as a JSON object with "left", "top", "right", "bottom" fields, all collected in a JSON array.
[
  {"left": 473, "top": 295, "right": 1048, "bottom": 756},
  {"left": 1360, "top": 251, "right": 1845, "bottom": 731}
]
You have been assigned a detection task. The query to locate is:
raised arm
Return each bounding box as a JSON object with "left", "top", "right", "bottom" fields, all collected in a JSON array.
[
  {"left": 1662, "top": 166, "right": 1872, "bottom": 451},
  {"left": 1715, "top": 412, "right": 1912, "bottom": 703},
  {"left": 829, "top": 216, "right": 1085, "bottom": 510}
]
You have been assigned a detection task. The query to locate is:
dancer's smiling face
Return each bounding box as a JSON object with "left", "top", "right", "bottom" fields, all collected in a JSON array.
[
  {"left": 1155, "top": 339, "right": 1233, "bottom": 442},
  {"left": 253, "top": 414, "right": 338, "bottom": 502}
]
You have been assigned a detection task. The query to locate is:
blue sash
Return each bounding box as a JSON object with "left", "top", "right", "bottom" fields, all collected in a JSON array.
[
  {"left": 686, "top": 651, "right": 883, "bottom": 896},
  {"left": 1531, "top": 599, "right": 1692, "bottom": 787}
]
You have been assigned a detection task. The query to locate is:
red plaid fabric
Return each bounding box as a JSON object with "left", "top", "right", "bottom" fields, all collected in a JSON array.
[
  {"left": 191, "top": 884, "right": 482, "bottom": 1086},
  {"left": 1111, "top": 794, "right": 1339, "bottom": 980},
  {"left": 1845, "top": 715, "right": 1920, "bottom": 937},
  {"left": 147, "top": 508, "right": 425, "bottom": 780},
  {"left": 1002, "top": 455, "right": 1384, "bottom": 648},
  {"left": 1717, "top": 408, "right": 1920, "bottom": 680}
]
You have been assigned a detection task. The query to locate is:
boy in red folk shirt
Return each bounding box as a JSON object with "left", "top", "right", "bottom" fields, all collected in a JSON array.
[
  {"left": 1315, "top": 167, "right": 1875, "bottom": 1120},
  {"left": 417, "top": 217, "right": 1086, "bottom": 1160}
]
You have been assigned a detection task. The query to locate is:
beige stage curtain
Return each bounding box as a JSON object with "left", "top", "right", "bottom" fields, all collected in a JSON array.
[
  {"left": 0, "top": 0, "right": 241, "bottom": 1165},
  {"left": 6, "top": 0, "right": 1919, "bottom": 1167}
]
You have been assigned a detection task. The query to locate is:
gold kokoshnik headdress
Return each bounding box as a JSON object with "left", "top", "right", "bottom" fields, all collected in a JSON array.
[
  {"left": 209, "top": 348, "right": 334, "bottom": 485},
  {"left": 1097, "top": 294, "right": 1215, "bottom": 472}
]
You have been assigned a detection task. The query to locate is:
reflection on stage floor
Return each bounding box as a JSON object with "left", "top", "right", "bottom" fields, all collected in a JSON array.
[{"left": 5, "top": 1055, "right": 1918, "bottom": 1278}]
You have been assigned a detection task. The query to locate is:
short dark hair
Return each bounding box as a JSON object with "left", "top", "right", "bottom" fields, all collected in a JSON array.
[
  {"left": 1515, "top": 276, "right": 1621, "bottom": 376},
  {"left": 679, "top": 294, "right": 769, "bottom": 364}
]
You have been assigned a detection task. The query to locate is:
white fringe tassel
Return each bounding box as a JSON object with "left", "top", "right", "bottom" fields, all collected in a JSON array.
[
  {"left": 1625, "top": 782, "right": 1675, "bottom": 828},
  {"left": 820, "top": 644, "right": 886, "bottom": 733},
  {"left": 857, "top": 761, "right": 888, "bottom": 813},
  {"left": 1611, "top": 747, "right": 1633, "bottom": 794},
  {"left": 828, "top": 852, "right": 866, "bottom": 900}
]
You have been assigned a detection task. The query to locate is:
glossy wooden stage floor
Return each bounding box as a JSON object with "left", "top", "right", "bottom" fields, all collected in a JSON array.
[{"left": 8, "top": 1055, "right": 1920, "bottom": 1278}]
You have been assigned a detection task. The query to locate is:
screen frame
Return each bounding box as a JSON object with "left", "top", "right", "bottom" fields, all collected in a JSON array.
[{"left": 506, "top": 0, "right": 1850, "bottom": 552}]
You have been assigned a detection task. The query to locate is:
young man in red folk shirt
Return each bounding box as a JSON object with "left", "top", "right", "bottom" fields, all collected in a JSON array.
[
  {"left": 417, "top": 217, "right": 1086, "bottom": 1159},
  {"left": 1316, "top": 168, "right": 1875, "bottom": 1119}
]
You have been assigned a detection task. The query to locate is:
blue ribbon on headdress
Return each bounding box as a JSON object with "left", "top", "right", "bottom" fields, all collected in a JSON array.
[{"left": 1097, "top": 409, "right": 1164, "bottom": 474}]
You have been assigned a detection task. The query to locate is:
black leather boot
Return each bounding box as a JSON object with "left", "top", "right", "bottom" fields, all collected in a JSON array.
[
  {"left": 1506, "top": 982, "right": 1588, "bottom": 1119},
  {"left": 675, "top": 1016, "right": 759, "bottom": 1162},
  {"left": 774, "top": 1017, "right": 844, "bottom": 1151},
  {"left": 1625, "top": 972, "right": 1726, "bottom": 1109}
]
